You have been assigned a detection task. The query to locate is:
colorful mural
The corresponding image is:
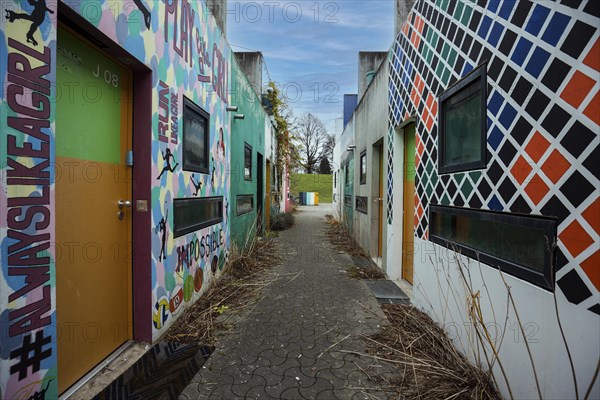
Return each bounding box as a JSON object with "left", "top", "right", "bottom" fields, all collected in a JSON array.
[
  {"left": 388, "top": 0, "right": 599, "bottom": 305},
  {"left": 1, "top": 0, "right": 234, "bottom": 396}
]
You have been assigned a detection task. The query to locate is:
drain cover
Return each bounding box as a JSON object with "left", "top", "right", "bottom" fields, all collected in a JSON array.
[{"left": 365, "top": 280, "right": 410, "bottom": 304}]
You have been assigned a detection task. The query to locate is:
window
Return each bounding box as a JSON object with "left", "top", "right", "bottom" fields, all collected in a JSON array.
[
  {"left": 183, "top": 97, "right": 209, "bottom": 173},
  {"left": 345, "top": 164, "right": 350, "bottom": 186},
  {"left": 438, "top": 64, "right": 487, "bottom": 174},
  {"left": 344, "top": 194, "right": 352, "bottom": 207},
  {"left": 173, "top": 197, "right": 222, "bottom": 237},
  {"left": 429, "top": 205, "right": 557, "bottom": 290},
  {"left": 334, "top": 172, "right": 337, "bottom": 188},
  {"left": 244, "top": 143, "right": 252, "bottom": 181},
  {"left": 360, "top": 151, "right": 367, "bottom": 184},
  {"left": 236, "top": 194, "right": 254, "bottom": 216},
  {"left": 356, "top": 196, "right": 368, "bottom": 214}
]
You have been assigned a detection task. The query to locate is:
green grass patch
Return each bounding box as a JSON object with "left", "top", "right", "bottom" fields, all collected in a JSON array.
[{"left": 290, "top": 173, "right": 333, "bottom": 203}]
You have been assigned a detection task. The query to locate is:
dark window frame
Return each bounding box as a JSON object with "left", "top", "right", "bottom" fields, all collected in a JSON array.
[
  {"left": 356, "top": 196, "right": 368, "bottom": 214},
  {"left": 429, "top": 205, "right": 557, "bottom": 290},
  {"left": 244, "top": 143, "right": 252, "bottom": 181},
  {"left": 359, "top": 150, "right": 367, "bottom": 185},
  {"left": 344, "top": 162, "right": 350, "bottom": 187},
  {"left": 173, "top": 196, "right": 223, "bottom": 238},
  {"left": 438, "top": 63, "right": 487, "bottom": 174},
  {"left": 236, "top": 194, "right": 254, "bottom": 216},
  {"left": 182, "top": 97, "right": 210, "bottom": 173}
]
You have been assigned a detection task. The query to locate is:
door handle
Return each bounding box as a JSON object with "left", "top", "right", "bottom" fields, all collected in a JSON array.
[{"left": 118, "top": 200, "right": 132, "bottom": 209}]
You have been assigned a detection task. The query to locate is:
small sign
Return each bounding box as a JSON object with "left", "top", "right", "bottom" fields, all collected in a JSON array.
[{"left": 136, "top": 200, "right": 148, "bottom": 212}]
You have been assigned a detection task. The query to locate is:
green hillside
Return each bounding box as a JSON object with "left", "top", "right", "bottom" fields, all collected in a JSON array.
[{"left": 290, "top": 173, "right": 333, "bottom": 203}]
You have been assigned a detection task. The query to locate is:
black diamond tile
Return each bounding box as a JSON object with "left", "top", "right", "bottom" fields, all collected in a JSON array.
[
  {"left": 489, "top": 160, "right": 505, "bottom": 183},
  {"left": 512, "top": 116, "right": 533, "bottom": 145},
  {"left": 560, "top": 0, "right": 582, "bottom": 9},
  {"left": 455, "top": 56, "right": 466, "bottom": 76},
  {"left": 455, "top": 29, "right": 465, "bottom": 48},
  {"left": 557, "top": 269, "right": 592, "bottom": 304},
  {"left": 481, "top": 48, "right": 493, "bottom": 64},
  {"left": 583, "top": 0, "right": 600, "bottom": 18},
  {"left": 542, "top": 104, "right": 571, "bottom": 138},
  {"left": 561, "top": 170, "right": 595, "bottom": 208},
  {"left": 525, "top": 89, "right": 551, "bottom": 120},
  {"left": 511, "top": 195, "right": 532, "bottom": 214},
  {"left": 560, "top": 20, "right": 596, "bottom": 59},
  {"left": 469, "top": 41, "right": 482, "bottom": 62},
  {"left": 488, "top": 56, "right": 504, "bottom": 81},
  {"left": 478, "top": 176, "right": 493, "bottom": 199},
  {"left": 555, "top": 247, "right": 568, "bottom": 271},
  {"left": 446, "top": 0, "right": 456, "bottom": 16},
  {"left": 499, "top": 29, "right": 518, "bottom": 56},
  {"left": 454, "top": 193, "right": 465, "bottom": 207},
  {"left": 498, "top": 176, "right": 518, "bottom": 202},
  {"left": 416, "top": 225, "right": 424, "bottom": 239},
  {"left": 447, "top": 179, "right": 458, "bottom": 198},
  {"left": 469, "top": 10, "right": 482, "bottom": 32},
  {"left": 511, "top": 76, "right": 534, "bottom": 106},
  {"left": 560, "top": 121, "right": 596, "bottom": 158},
  {"left": 462, "top": 34, "right": 474, "bottom": 55},
  {"left": 470, "top": 193, "right": 483, "bottom": 208},
  {"left": 511, "top": 0, "right": 534, "bottom": 28},
  {"left": 541, "top": 195, "right": 570, "bottom": 223},
  {"left": 589, "top": 304, "right": 600, "bottom": 316},
  {"left": 498, "top": 138, "right": 518, "bottom": 164},
  {"left": 541, "top": 58, "right": 571, "bottom": 92},
  {"left": 499, "top": 66, "right": 518, "bottom": 94},
  {"left": 582, "top": 144, "right": 599, "bottom": 178}
]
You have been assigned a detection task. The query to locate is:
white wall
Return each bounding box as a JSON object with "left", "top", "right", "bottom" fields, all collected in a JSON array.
[{"left": 412, "top": 237, "right": 600, "bottom": 400}]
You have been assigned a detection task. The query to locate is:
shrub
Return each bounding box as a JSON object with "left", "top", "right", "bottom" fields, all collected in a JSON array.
[{"left": 270, "top": 212, "right": 295, "bottom": 231}]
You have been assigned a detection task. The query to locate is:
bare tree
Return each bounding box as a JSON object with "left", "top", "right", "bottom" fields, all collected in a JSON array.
[
  {"left": 296, "top": 113, "right": 327, "bottom": 174},
  {"left": 321, "top": 133, "right": 335, "bottom": 169}
]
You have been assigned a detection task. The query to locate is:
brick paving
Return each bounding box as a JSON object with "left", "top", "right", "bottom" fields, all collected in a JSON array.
[{"left": 179, "top": 205, "right": 394, "bottom": 400}]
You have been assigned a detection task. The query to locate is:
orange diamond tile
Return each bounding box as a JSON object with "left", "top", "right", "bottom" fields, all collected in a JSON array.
[
  {"left": 583, "top": 37, "right": 600, "bottom": 72},
  {"left": 431, "top": 100, "right": 438, "bottom": 118},
  {"left": 559, "top": 220, "right": 595, "bottom": 258},
  {"left": 426, "top": 92, "right": 435, "bottom": 110},
  {"left": 425, "top": 116, "right": 434, "bottom": 133},
  {"left": 524, "top": 131, "right": 550, "bottom": 163},
  {"left": 581, "top": 251, "right": 600, "bottom": 291},
  {"left": 510, "top": 155, "right": 533, "bottom": 185},
  {"left": 583, "top": 91, "right": 600, "bottom": 126},
  {"left": 583, "top": 197, "right": 600, "bottom": 236},
  {"left": 541, "top": 149, "right": 571, "bottom": 184},
  {"left": 524, "top": 174, "right": 549, "bottom": 205},
  {"left": 560, "top": 70, "right": 596, "bottom": 109}
]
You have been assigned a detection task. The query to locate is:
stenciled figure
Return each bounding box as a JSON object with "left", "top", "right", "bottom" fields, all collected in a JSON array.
[
  {"left": 191, "top": 174, "right": 203, "bottom": 196},
  {"left": 27, "top": 378, "right": 54, "bottom": 400},
  {"left": 156, "top": 209, "right": 169, "bottom": 262},
  {"left": 157, "top": 148, "right": 178, "bottom": 180},
  {"left": 132, "top": 0, "right": 151, "bottom": 29},
  {"left": 5, "top": 0, "right": 54, "bottom": 46},
  {"left": 216, "top": 127, "right": 226, "bottom": 161},
  {"left": 210, "top": 156, "right": 216, "bottom": 187}
]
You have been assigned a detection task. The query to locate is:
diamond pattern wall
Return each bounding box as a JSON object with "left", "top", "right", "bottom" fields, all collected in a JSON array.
[{"left": 388, "top": 0, "right": 599, "bottom": 312}]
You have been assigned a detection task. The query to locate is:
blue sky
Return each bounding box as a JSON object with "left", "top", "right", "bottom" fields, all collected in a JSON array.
[{"left": 227, "top": 1, "right": 395, "bottom": 134}]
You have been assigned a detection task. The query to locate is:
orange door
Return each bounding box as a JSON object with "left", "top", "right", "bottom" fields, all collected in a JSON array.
[
  {"left": 378, "top": 145, "right": 383, "bottom": 257},
  {"left": 55, "top": 26, "right": 132, "bottom": 393},
  {"left": 402, "top": 125, "right": 416, "bottom": 283}
]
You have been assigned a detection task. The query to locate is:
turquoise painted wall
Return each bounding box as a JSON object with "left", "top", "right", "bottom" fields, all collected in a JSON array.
[{"left": 229, "top": 57, "right": 267, "bottom": 251}]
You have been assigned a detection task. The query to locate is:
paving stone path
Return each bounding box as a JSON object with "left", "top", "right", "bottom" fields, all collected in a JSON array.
[{"left": 180, "top": 205, "right": 394, "bottom": 400}]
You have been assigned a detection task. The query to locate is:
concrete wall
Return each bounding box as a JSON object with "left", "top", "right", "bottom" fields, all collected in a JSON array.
[
  {"left": 235, "top": 52, "right": 264, "bottom": 98},
  {"left": 352, "top": 61, "right": 389, "bottom": 263},
  {"left": 333, "top": 108, "right": 355, "bottom": 221},
  {"left": 395, "top": 0, "right": 415, "bottom": 38},
  {"left": 206, "top": 0, "right": 227, "bottom": 38},
  {"left": 388, "top": 1, "right": 600, "bottom": 398},
  {"left": 358, "top": 52, "right": 387, "bottom": 101}
]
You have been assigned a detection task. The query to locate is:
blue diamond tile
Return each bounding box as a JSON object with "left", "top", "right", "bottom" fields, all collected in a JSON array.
[
  {"left": 511, "top": 37, "right": 533, "bottom": 65},
  {"left": 488, "top": 91, "right": 504, "bottom": 115},
  {"left": 499, "top": 0, "right": 516, "bottom": 20},
  {"left": 462, "top": 62, "right": 474, "bottom": 76},
  {"left": 488, "top": 0, "right": 501, "bottom": 14},
  {"left": 525, "top": 4, "right": 551, "bottom": 36},
  {"left": 488, "top": 125, "right": 505, "bottom": 150},
  {"left": 525, "top": 47, "right": 551, "bottom": 78},
  {"left": 488, "top": 194, "right": 503, "bottom": 211},
  {"left": 478, "top": 15, "right": 494, "bottom": 39},
  {"left": 541, "top": 11, "right": 570, "bottom": 46},
  {"left": 488, "top": 22, "right": 505, "bottom": 47},
  {"left": 499, "top": 102, "right": 518, "bottom": 129}
]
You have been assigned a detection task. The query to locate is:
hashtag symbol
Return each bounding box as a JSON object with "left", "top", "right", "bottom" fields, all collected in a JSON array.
[{"left": 10, "top": 331, "right": 52, "bottom": 380}]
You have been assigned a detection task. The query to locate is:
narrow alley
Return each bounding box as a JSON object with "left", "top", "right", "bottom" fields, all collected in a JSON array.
[{"left": 180, "top": 205, "right": 393, "bottom": 400}]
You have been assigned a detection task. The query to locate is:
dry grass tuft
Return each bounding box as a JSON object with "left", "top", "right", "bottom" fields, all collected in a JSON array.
[
  {"left": 162, "top": 237, "right": 282, "bottom": 344},
  {"left": 324, "top": 214, "right": 368, "bottom": 258},
  {"left": 365, "top": 303, "right": 501, "bottom": 399},
  {"left": 346, "top": 264, "right": 386, "bottom": 280}
]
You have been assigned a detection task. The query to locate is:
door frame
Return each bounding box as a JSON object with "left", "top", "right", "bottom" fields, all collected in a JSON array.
[
  {"left": 58, "top": 3, "right": 153, "bottom": 343},
  {"left": 256, "top": 152, "right": 264, "bottom": 235},
  {"left": 401, "top": 123, "right": 416, "bottom": 284}
]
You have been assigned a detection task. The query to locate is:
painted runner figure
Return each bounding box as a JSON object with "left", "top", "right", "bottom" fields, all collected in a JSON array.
[
  {"left": 5, "top": 0, "right": 54, "bottom": 46},
  {"left": 157, "top": 148, "right": 178, "bottom": 179},
  {"left": 191, "top": 174, "right": 203, "bottom": 196},
  {"left": 132, "top": 0, "right": 151, "bottom": 29},
  {"left": 156, "top": 208, "right": 169, "bottom": 262}
]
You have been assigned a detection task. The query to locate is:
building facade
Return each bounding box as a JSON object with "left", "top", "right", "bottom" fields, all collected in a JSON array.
[{"left": 0, "top": 0, "right": 275, "bottom": 396}]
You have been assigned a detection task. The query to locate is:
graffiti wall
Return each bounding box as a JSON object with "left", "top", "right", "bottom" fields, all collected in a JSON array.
[
  {"left": 1, "top": 0, "right": 233, "bottom": 396},
  {"left": 388, "top": 0, "right": 599, "bottom": 398}
]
